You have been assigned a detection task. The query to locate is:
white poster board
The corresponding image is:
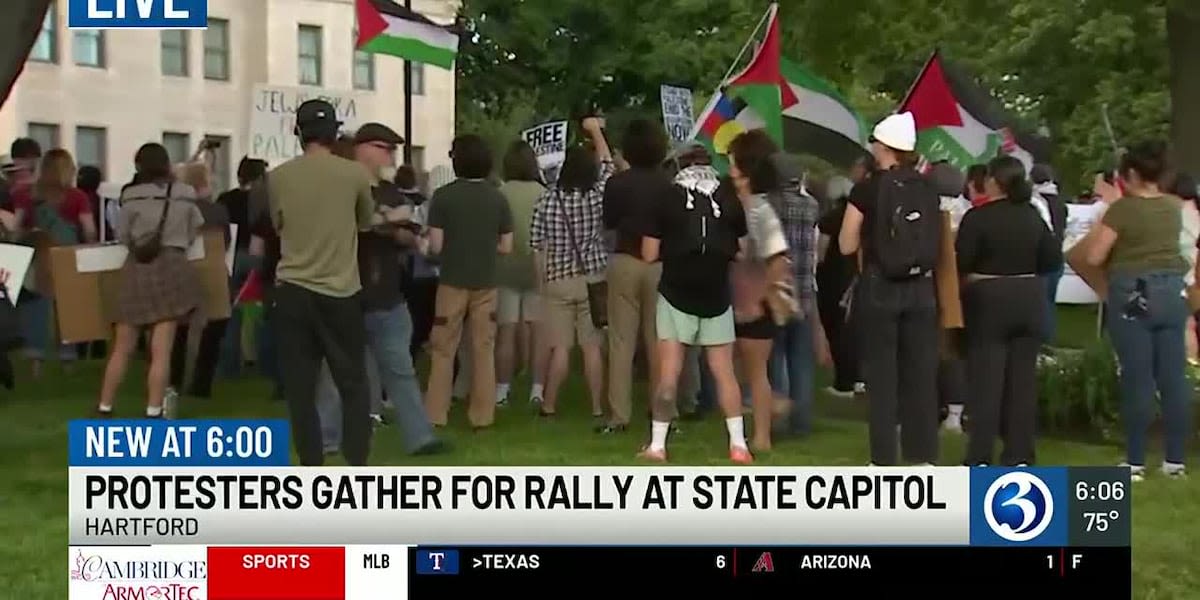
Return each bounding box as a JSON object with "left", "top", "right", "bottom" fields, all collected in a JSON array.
[
  {"left": 661, "top": 85, "right": 695, "bottom": 144},
  {"left": 0, "top": 244, "right": 35, "bottom": 305},
  {"left": 1057, "top": 203, "right": 1104, "bottom": 304},
  {"left": 249, "top": 85, "right": 361, "bottom": 162},
  {"left": 521, "top": 121, "right": 568, "bottom": 184}
]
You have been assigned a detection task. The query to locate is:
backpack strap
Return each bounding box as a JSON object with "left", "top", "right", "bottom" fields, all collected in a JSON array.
[{"left": 154, "top": 183, "right": 173, "bottom": 236}]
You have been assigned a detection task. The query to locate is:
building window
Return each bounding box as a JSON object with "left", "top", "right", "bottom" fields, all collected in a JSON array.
[
  {"left": 163, "top": 132, "right": 192, "bottom": 165},
  {"left": 161, "top": 30, "right": 189, "bottom": 76},
  {"left": 204, "top": 18, "right": 230, "bottom": 80},
  {"left": 205, "top": 135, "right": 232, "bottom": 192},
  {"left": 27, "top": 123, "right": 60, "bottom": 151},
  {"left": 30, "top": 5, "right": 57, "bottom": 63},
  {"left": 409, "top": 62, "right": 425, "bottom": 96},
  {"left": 408, "top": 146, "right": 425, "bottom": 174},
  {"left": 298, "top": 25, "right": 323, "bottom": 86},
  {"left": 353, "top": 37, "right": 375, "bottom": 90},
  {"left": 75, "top": 127, "right": 107, "bottom": 173},
  {"left": 73, "top": 30, "right": 105, "bottom": 67}
]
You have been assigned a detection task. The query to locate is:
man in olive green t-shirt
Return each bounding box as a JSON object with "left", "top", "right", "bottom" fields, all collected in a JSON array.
[
  {"left": 267, "top": 99, "right": 377, "bottom": 466},
  {"left": 424, "top": 134, "right": 514, "bottom": 428}
]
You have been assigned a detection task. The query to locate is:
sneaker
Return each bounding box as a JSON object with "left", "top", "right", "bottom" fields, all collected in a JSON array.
[
  {"left": 369, "top": 414, "right": 385, "bottom": 428},
  {"left": 163, "top": 388, "right": 180, "bottom": 420},
  {"left": 529, "top": 394, "right": 543, "bottom": 406},
  {"left": 1120, "top": 463, "right": 1146, "bottom": 482},
  {"left": 942, "top": 415, "right": 963, "bottom": 434},
  {"left": 637, "top": 446, "right": 668, "bottom": 462},
  {"left": 95, "top": 407, "right": 115, "bottom": 419},
  {"left": 497, "top": 396, "right": 509, "bottom": 408},
  {"left": 729, "top": 446, "right": 754, "bottom": 464},
  {"left": 1162, "top": 462, "right": 1186, "bottom": 479},
  {"left": 853, "top": 382, "right": 867, "bottom": 394},
  {"left": 595, "top": 424, "right": 628, "bottom": 434},
  {"left": 825, "top": 386, "right": 855, "bottom": 399}
]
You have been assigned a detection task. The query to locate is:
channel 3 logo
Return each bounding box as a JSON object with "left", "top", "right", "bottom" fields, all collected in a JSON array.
[{"left": 983, "top": 472, "right": 1055, "bottom": 542}]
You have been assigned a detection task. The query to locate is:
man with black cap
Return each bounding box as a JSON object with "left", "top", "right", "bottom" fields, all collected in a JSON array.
[
  {"left": 313, "top": 121, "right": 444, "bottom": 456},
  {"left": 265, "top": 98, "right": 377, "bottom": 466}
]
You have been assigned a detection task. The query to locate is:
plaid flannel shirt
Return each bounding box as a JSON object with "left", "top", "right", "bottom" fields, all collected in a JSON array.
[
  {"left": 771, "top": 190, "right": 820, "bottom": 316},
  {"left": 530, "top": 160, "right": 615, "bottom": 283}
]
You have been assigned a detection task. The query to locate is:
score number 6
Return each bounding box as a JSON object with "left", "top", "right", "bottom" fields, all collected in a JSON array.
[{"left": 716, "top": 555, "right": 727, "bottom": 569}]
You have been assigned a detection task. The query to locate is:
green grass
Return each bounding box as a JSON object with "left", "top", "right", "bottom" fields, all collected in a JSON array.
[{"left": 1, "top": 304, "right": 1194, "bottom": 598}]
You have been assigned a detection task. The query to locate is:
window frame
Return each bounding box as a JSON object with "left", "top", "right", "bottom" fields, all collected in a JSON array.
[
  {"left": 162, "top": 132, "right": 192, "bottom": 165},
  {"left": 409, "top": 62, "right": 426, "bottom": 96},
  {"left": 75, "top": 126, "right": 108, "bottom": 173},
  {"left": 29, "top": 4, "right": 58, "bottom": 64},
  {"left": 204, "top": 18, "right": 231, "bottom": 81},
  {"left": 72, "top": 29, "right": 106, "bottom": 68},
  {"left": 27, "top": 122, "right": 61, "bottom": 151},
  {"left": 353, "top": 35, "right": 375, "bottom": 91},
  {"left": 161, "top": 30, "right": 190, "bottom": 77},
  {"left": 297, "top": 25, "right": 324, "bottom": 86}
]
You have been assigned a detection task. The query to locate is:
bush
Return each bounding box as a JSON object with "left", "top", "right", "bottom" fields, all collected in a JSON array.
[{"left": 1037, "top": 342, "right": 1121, "bottom": 440}]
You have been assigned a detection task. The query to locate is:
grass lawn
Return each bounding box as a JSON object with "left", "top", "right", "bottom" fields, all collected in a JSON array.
[{"left": 1, "top": 305, "right": 1195, "bottom": 598}]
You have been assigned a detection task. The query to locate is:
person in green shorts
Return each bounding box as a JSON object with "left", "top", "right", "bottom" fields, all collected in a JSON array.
[{"left": 638, "top": 145, "right": 752, "bottom": 464}]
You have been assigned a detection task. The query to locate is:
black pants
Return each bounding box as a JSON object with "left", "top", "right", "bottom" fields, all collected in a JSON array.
[
  {"left": 817, "top": 272, "right": 858, "bottom": 390},
  {"left": 857, "top": 272, "right": 940, "bottom": 465},
  {"left": 407, "top": 277, "right": 438, "bottom": 361},
  {"left": 169, "top": 319, "right": 228, "bottom": 397},
  {"left": 962, "top": 277, "right": 1044, "bottom": 466},
  {"left": 939, "top": 329, "right": 967, "bottom": 415},
  {"left": 274, "top": 282, "right": 371, "bottom": 466}
]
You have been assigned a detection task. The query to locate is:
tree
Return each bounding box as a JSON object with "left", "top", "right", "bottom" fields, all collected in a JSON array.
[{"left": 1168, "top": 0, "right": 1200, "bottom": 176}]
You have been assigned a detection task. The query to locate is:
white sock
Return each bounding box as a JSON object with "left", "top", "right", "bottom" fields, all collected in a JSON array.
[
  {"left": 496, "top": 383, "right": 510, "bottom": 401},
  {"left": 530, "top": 383, "right": 544, "bottom": 399},
  {"left": 649, "top": 421, "right": 671, "bottom": 451},
  {"left": 948, "top": 404, "right": 963, "bottom": 418},
  {"left": 725, "top": 417, "right": 748, "bottom": 449},
  {"left": 97, "top": 403, "right": 113, "bottom": 413},
  {"left": 146, "top": 405, "right": 163, "bottom": 417}
]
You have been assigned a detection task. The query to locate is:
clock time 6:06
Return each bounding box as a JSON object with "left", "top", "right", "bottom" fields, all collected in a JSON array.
[
  {"left": 1075, "top": 481, "right": 1125, "bottom": 501},
  {"left": 206, "top": 426, "right": 274, "bottom": 459}
]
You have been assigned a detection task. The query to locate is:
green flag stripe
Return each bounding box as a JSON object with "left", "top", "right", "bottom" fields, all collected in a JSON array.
[
  {"left": 362, "top": 35, "right": 457, "bottom": 69},
  {"left": 780, "top": 59, "right": 867, "bottom": 142}
]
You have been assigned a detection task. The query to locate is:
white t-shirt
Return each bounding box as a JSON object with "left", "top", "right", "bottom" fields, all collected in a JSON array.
[
  {"left": 1180, "top": 202, "right": 1199, "bottom": 286},
  {"left": 744, "top": 194, "right": 788, "bottom": 261}
]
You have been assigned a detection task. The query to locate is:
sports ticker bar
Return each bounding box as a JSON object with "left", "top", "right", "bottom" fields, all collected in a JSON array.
[{"left": 408, "top": 546, "right": 1132, "bottom": 595}]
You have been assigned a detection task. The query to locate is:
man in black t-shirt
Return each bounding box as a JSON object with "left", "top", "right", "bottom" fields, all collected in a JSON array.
[
  {"left": 837, "top": 112, "right": 940, "bottom": 467},
  {"left": 638, "top": 148, "right": 753, "bottom": 464}
]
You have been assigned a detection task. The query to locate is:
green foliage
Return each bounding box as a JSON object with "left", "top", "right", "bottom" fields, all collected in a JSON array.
[
  {"left": 1037, "top": 343, "right": 1121, "bottom": 441},
  {"left": 457, "top": 0, "right": 1194, "bottom": 192}
]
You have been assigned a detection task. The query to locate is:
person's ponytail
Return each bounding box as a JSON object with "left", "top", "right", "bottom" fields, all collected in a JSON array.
[{"left": 987, "top": 155, "right": 1032, "bottom": 203}]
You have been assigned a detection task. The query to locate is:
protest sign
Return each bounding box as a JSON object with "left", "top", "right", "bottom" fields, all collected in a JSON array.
[
  {"left": 249, "top": 85, "right": 360, "bottom": 162},
  {"left": 660, "top": 85, "right": 695, "bottom": 144},
  {"left": 522, "top": 121, "right": 569, "bottom": 183},
  {"left": 0, "top": 244, "right": 35, "bottom": 306},
  {"left": 1059, "top": 203, "right": 1104, "bottom": 304}
]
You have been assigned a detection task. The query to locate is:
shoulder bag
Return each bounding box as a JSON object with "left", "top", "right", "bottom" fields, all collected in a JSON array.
[
  {"left": 556, "top": 190, "right": 608, "bottom": 328},
  {"left": 129, "top": 183, "right": 173, "bottom": 264}
]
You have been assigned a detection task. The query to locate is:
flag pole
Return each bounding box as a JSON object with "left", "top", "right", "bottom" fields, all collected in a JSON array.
[
  {"left": 898, "top": 48, "right": 939, "bottom": 112},
  {"left": 686, "top": 3, "right": 774, "bottom": 142},
  {"left": 402, "top": 0, "right": 414, "bottom": 166}
]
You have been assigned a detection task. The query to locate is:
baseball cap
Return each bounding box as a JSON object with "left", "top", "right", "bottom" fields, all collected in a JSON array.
[
  {"left": 354, "top": 123, "right": 405, "bottom": 147},
  {"left": 295, "top": 99, "right": 342, "bottom": 137},
  {"left": 871, "top": 112, "right": 917, "bottom": 152},
  {"left": 1030, "top": 164, "right": 1056, "bottom": 185}
]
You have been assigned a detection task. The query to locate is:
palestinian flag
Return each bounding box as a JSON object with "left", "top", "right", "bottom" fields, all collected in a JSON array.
[
  {"left": 355, "top": 0, "right": 459, "bottom": 69},
  {"left": 235, "top": 270, "right": 264, "bottom": 306},
  {"left": 900, "top": 51, "right": 1045, "bottom": 172},
  {"left": 692, "top": 58, "right": 868, "bottom": 169},
  {"left": 0, "top": 0, "right": 51, "bottom": 109},
  {"left": 723, "top": 4, "right": 797, "bottom": 145}
]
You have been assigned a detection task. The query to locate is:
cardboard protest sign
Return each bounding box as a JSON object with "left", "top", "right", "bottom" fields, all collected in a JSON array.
[
  {"left": 249, "top": 85, "right": 360, "bottom": 162},
  {"left": 0, "top": 244, "right": 34, "bottom": 306},
  {"left": 1059, "top": 203, "right": 1104, "bottom": 304},
  {"left": 660, "top": 85, "right": 695, "bottom": 144},
  {"left": 935, "top": 211, "right": 963, "bottom": 329},
  {"left": 521, "top": 121, "right": 568, "bottom": 184},
  {"left": 49, "top": 232, "right": 231, "bottom": 343}
]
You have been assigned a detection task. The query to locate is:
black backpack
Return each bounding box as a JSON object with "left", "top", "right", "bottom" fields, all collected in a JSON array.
[
  {"left": 873, "top": 168, "right": 941, "bottom": 280},
  {"left": 671, "top": 166, "right": 737, "bottom": 261}
]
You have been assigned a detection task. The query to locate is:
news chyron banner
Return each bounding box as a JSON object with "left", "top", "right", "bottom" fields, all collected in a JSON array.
[{"left": 68, "top": 420, "right": 1132, "bottom": 598}]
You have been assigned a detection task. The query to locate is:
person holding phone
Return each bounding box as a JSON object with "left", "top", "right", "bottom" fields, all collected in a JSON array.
[{"left": 1084, "top": 141, "right": 1189, "bottom": 481}]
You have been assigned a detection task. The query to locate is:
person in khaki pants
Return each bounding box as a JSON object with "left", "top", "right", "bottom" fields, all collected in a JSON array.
[
  {"left": 599, "top": 120, "right": 674, "bottom": 433},
  {"left": 424, "top": 134, "right": 514, "bottom": 429}
]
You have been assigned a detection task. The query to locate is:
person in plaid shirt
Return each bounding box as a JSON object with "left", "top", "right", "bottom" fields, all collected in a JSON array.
[
  {"left": 530, "top": 117, "right": 614, "bottom": 419},
  {"left": 767, "top": 152, "right": 831, "bottom": 439}
]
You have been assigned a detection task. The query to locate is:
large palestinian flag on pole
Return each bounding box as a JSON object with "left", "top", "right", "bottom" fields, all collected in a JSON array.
[
  {"left": 900, "top": 51, "right": 1046, "bottom": 171},
  {"left": 692, "top": 58, "right": 868, "bottom": 170},
  {"left": 0, "top": 0, "right": 52, "bottom": 109},
  {"left": 355, "top": 0, "right": 459, "bottom": 69}
]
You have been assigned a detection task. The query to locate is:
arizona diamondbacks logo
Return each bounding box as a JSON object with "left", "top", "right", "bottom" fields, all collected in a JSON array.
[{"left": 983, "top": 472, "right": 1054, "bottom": 542}]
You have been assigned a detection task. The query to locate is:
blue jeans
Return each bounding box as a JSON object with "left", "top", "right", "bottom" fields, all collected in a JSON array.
[
  {"left": 19, "top": 293, "right": 75, "bottom": 362},
  {"left": 1042, "top": 266, "right": 1064, "bottom": 345},
  {"left": 317, "top": 303, "right": 437, "bottom": 454},
  {"left": 1106, "top": 271, "right": 1192, "bottom": 466},
  {"left": 769, "top": 317, "right": 816, "bottom": 435}
]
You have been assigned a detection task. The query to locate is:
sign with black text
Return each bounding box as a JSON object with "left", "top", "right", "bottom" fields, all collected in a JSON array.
[
  {"left": 521, "top": 121, "right": 569, "bottom": 184},
  {"left": 661, "top": 85, "right": 696, "bottom": 144},
  {"left": 248, "top": 85, "right": 360, "bottom": 162}
]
